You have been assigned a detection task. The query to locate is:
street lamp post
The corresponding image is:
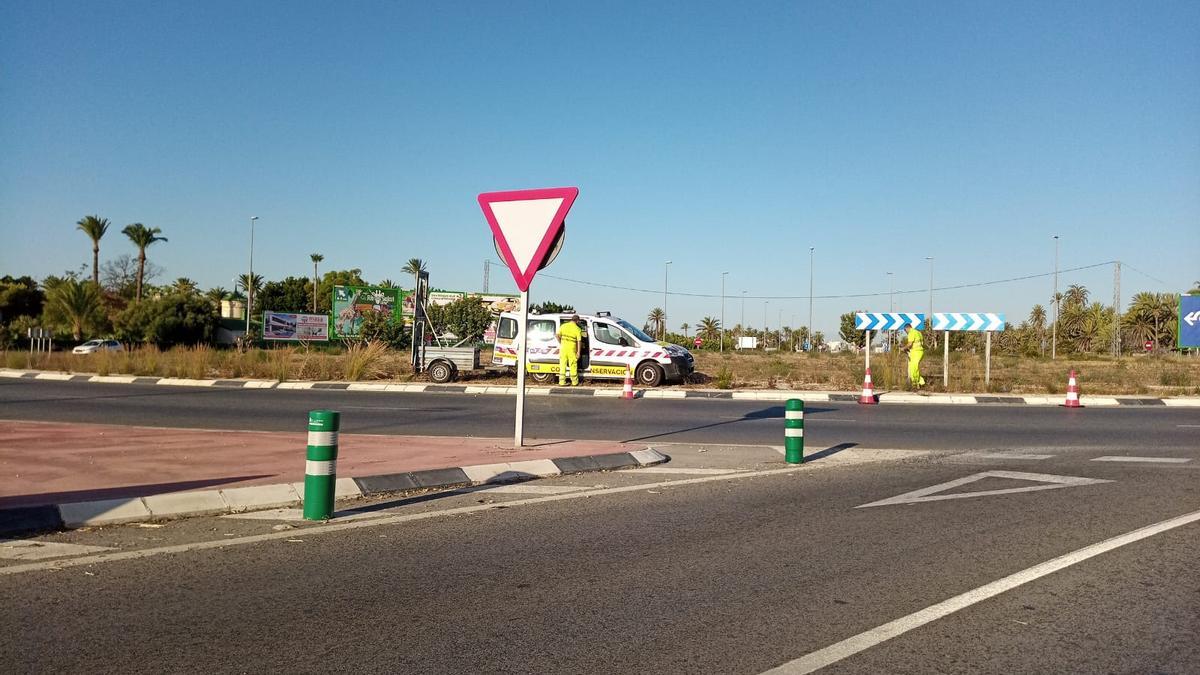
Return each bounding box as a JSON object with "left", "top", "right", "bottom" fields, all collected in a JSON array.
[
  {"left": 741, "top": 291, "right": 746, "bottom": 333},
  {"left": 1052, "top": 235, "right": 1059, "bottom": 360},
  {"left": 246, "top": 216, "right": 258, "bottom": 338},
  {"left": 808, "top": 247, "right": 814, "bottom": 350},
  {"left": 720, "top": 271, "right": 729, "bottom": 353},
  {"left": 663, "top": 260, "right": 672, "bottom": 339},
  {"left": 763, "top": 300, "right": 769, "bottom": 348},
  {"left": 925, "top": 256, "right": 934, "bottom": 348},
  {"left": 887, "top": 271, "right": 894, "bottom": 347}
]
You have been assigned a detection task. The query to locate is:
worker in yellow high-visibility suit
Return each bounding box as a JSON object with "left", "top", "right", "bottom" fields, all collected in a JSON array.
[
  {"left": 556, "top": 315, "right": 583, "bottom": 386},
  {"left": 901, "top": 323, "right": 926, "bottom": 389}
]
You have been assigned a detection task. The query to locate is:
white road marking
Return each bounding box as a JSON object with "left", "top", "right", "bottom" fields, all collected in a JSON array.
[
  {"left": 614, "top": 467, "right": 747, "bottom": 475},
  {"left": 856, "top": 471, "right": 1111, "bottom": 508},
  {"left": 0, "top": 449, "right": 929, "bottom": 577},
  {"left": 966, "top": 452, "right": 1054, "bottom": 460},
  {"left": 0, "top": 540, "right": 114, "bottom": 561},
  {"left": 1176, "top": 424, "right": 1200, "bottom": 428},
  {"left": 1091, "top": 456, "right": 1191, "bottom": 464},
  {"left": 471, "top": 483, "right": 590, "bottom": 494},
  {"left": 338, "top": 405, "right": 421, "bottom": 411},
  {"left": 761, "top": 507, "right": 1200, "bottom": 674}
]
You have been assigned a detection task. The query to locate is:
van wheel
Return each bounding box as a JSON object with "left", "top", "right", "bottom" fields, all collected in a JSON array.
[
  {"left": 635, "top": 361, "right": 664, "bottom": 387},
  {"left": 530, "top": 372, "right": 555, "bottom": 384},
  {"left": 429, "top": 360, "right": 456, "bottom": 384}
]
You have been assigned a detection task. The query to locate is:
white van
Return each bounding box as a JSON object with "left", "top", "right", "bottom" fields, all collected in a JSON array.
[{"left": 492, "top": 311, "right": 695, "bottom": 386}]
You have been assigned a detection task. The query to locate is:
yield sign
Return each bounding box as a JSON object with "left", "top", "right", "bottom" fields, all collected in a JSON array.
[
  {"left": 478, "top": 187, "right": 579, "bottom": 292},
  {"left": 855, "top": 471, "right": 1111, "bottom": 508}
]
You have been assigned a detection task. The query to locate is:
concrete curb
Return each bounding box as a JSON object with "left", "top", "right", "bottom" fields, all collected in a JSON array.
[
  {"left": 3, "top": 367, "right": 1196, "bottom": 407},
  {"left": 0, "top": 449, "right": 669, "bottom": 537}
]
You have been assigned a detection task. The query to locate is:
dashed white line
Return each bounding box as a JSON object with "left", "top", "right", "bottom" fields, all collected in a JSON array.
[
  {"left": 1091, "top": 456, "right": 1191, "bottom": 464},
  {"left": 761, "top": 507, "right": 1200, "bottom": 674},
  {"left": 615, "top": 467, "right": 747, "bottom": 475},
  {"left": 967, "top": 452, "right": 1054, "bottom": 460}
]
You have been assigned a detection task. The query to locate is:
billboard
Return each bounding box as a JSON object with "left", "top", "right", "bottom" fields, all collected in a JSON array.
[
  {"left": 332, "top": 286, "right": 402, "bottom": 338},
  {"left": 1180, "top": 295, "right": 1200, "bottom": 349},
  {"left": 403, "top": 289, "right": 470, "bottom": 319},
  {"left": 263, "top": 312, "right": 330, "bottom": 342}
]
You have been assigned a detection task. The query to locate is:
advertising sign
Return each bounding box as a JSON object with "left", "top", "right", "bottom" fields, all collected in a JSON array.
[
  {"left": 263, "top": 312, "right": 330, "bottom": 342},
  {"left": 1179, "top": 295, "right": 1200, "bottom": 349},
  {"left": 332, "top": 286, "right": 402, "bottom": 338},
  {"left": 402, "top": 289, "right": 467, "bottom": 319}
]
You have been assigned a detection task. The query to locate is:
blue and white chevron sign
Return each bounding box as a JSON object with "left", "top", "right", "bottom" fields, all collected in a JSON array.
[
  {"left": 931, "top": 313, "right": 1006, "bottom": 332},
  {"left": 854, "top": 313, "right": 925, "bottom": 331}
]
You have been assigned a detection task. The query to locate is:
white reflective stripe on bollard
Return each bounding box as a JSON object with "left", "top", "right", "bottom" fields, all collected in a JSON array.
[
  {"left": 306, "top": 460, "right": 337, "bottom": 476},
  {"left": 308, "top": 431, "right": 338, "bottom": 447},
  {"left": 785, "top": 411, "right": 804, "bottom": 420},
  {"left": 785, "top": 428, "right": 804, "bottom": 437}
]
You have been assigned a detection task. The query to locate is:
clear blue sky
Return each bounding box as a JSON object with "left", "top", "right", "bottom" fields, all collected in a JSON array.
[{"left": 2, "top": 1, "right": 1197, "bottom": 336}]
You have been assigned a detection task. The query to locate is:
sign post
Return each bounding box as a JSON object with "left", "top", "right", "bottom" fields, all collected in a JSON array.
[
  {"left": 478, "top": 187, "right": 579, "bottom": 448},
  {"left": 931, "top": 313, "right": 1006, "bottom": 389}
]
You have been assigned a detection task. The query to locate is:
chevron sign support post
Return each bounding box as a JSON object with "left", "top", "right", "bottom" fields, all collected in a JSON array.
[{"left": 929, "top": 313, "right": 1006, "bottom": 389}]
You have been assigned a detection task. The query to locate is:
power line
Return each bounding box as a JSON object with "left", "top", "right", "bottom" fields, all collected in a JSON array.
[
  {"left": 1121, "top": 262, "right": 1170, "bottom": 287},
  {"left": 538, "top": 261, "right": 1119, "bottom": 301}
]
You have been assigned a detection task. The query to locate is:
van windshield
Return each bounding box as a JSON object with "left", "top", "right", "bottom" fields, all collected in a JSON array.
[{"left": 616, "top": 319, "right": 656, "bottom": 344}]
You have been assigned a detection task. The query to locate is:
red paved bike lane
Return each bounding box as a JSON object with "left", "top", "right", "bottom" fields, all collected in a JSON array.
[{"left": 0, "top": 420, "right": 640, "bottom": 508}]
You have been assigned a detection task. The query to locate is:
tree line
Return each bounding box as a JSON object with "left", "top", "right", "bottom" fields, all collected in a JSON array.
[{"left": 834, "top": 282, "right": 1197, "bottom": 355}]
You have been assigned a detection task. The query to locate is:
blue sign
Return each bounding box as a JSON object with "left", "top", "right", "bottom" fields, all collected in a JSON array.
[
  {"left": 1180, "top": 295, "right": 1200, "bottom": 348},
  {"left": 855, "top": 313, "right": 925, "bottom": 331},
  {"left": 931, "top": 313, "right": 1006, "bottom": 332}
]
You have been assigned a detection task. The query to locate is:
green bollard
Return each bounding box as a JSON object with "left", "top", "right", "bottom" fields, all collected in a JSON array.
[
  {"left": 785, "top": 399, "right": 804, "bottom": 464},
  {"left": 303, "top": 409, "right": 340, "bottom": 520}
]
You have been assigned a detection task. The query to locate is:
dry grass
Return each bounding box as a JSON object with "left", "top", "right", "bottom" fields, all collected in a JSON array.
[
  {"left": 688, "top": 349, "right": 1200, "bottom": 395},
  {"left": 3, "top": 345, "right": 1196, "bottom": 395},
  {"left": 0, "top": 344, "right": 417, "bottom": 383}
]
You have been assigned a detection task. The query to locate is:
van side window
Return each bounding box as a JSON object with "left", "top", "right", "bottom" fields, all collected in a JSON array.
[
  {"left": 593, "top": 322, "right": 632, "bottom": 346},
  {"left": 527, "top": 320, "right": 557, "bottom": 341},
  {"left": 498, "top": 317, "right": 517, "bottom": 340}
]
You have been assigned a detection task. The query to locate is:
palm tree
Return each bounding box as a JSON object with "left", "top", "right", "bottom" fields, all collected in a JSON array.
[
  {"left": 172, "top": 277, "right": 199, "bottom": 296},
  {"left": 76, "top": 215, "right": 110, "bottom": 286},
  {"left": 237, "top": 273, "right": 264, "bottom": 299},
  {"left": 680, "top": 322, "right": 689, "bottom": 338},
  {"left": 205, "top": 287, "right": 228, "bottom": 308},
  {"left": 1028, "top": 304, "right": 1047, "bottom": 355},
  {"left": 698, "top": 317, "right": 720, "bottom": 342},
  {"left": 1126, "top": 292, "right": 1177, "bottom": 350},
  {"left": 310, "top": 253, "right": 324, "bottom": 312},
  {"left": 378, "top": 279, "right": 397, "bottom": 288},
  {"left": 121, "top": 223, "right": 167, "bottom": 301},
  {"left": 46, "top": 278, "right": 102, "bottom": 340},
  {"left": 1063, "top": 284, "right": 1089, "bottom": 309},
  {"left": 647, "top": 308, "right": 665, "bottom": 339}
]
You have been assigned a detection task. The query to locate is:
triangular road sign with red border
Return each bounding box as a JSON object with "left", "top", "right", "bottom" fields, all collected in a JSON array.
[{"left": 478, "top": 187, "right": 578, "bottom": 292}]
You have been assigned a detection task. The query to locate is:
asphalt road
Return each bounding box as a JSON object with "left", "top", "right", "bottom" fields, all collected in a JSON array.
[
  {"left": 3, "top": 443, "right": 1199, "bottom": 673},
  {"left": 1, "top": 378, "right": 1198, "bottom": 452}
]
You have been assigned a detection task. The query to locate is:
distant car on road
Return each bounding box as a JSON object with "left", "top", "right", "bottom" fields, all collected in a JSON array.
[{"left": 73, "top": 339, "right": 123, "bottom": 355}]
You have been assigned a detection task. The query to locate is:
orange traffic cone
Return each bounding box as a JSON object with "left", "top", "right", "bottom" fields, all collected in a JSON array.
[
  {"left": 858, "top": 368, "right": 877, "bottom": 405},
  {"left": 1063, "top": 370, "right": 1083, "bottom": 408},
  {"left": 621, "top": 366, "right": 635, "bottom": 400}
]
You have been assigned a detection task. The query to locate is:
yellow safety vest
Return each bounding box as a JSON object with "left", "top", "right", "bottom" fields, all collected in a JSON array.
[
  {"left": 906, "top": 327, "right": 924, "bottom": 353},
  {"left": 557, "top": 321, "right": 582, "bottom": 346}
]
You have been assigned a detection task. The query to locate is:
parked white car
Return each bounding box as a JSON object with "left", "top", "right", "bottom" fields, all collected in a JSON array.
[{"left": 73, "top": 339, "right": 123, "bottom": 354}]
